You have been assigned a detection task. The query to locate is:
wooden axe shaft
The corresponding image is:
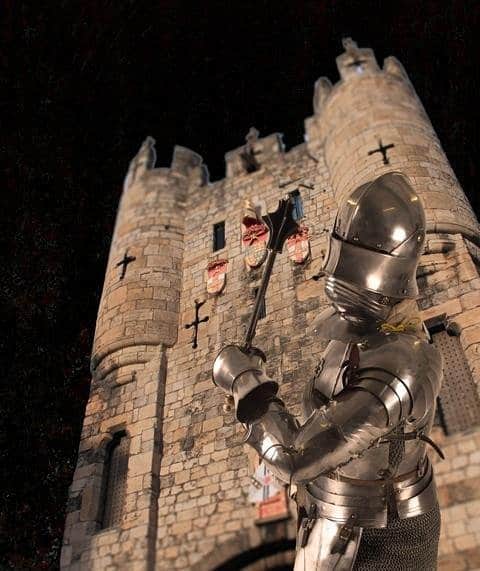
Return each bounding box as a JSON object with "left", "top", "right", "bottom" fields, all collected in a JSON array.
[
  {"left": 243, "top": 250, "right": 277, "bottom": 351},
  {"left": 243, "top": 195, "right": 299, "bottom": 352}
]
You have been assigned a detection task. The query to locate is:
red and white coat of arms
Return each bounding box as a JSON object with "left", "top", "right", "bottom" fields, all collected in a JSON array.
[
  {"left": 206, "top": 259, "right": 228, "bottom": 295},
  {"left": 242, "top": 205, "right": 269, "bottom": 269},
  {"left": 248, "top": 461, "right": 290, "bottom": 524},
  {"left": 286, "top": 225, "right": 310, "bottom": 264}
]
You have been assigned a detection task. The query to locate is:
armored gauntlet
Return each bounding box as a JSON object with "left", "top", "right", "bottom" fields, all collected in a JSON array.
[{"left": 212, "top": 345, "right": 279, "bottom": 422}]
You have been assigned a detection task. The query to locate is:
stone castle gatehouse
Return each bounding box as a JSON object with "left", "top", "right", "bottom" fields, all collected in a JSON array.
[{"left": 62, "top": 40, "right": 480, "bottom": 570}]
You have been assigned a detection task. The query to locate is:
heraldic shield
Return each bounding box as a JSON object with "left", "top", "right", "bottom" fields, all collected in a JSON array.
[
  {"left": 286, "top": 225, "right": 310, "bottom": 263},
  {"left": 206, "top": 259, "right": 228, "bottom": 295},
  {"left": 242, "top": 199, "right": 269, "bottom": 269},
  {"left": 248, "top": 461, "right": 290, "bottom": 524}
]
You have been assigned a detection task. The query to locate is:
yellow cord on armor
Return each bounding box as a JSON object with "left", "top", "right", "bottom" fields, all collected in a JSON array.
[{"left": 380, "top": 318, "right": 421, "bottom": 333}]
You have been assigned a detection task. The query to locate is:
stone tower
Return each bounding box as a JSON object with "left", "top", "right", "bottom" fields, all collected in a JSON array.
[{"left": 62, "top": 40, "right": 480, "bottom": 570}]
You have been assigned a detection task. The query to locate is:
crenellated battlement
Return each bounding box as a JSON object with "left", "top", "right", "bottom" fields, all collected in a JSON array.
[
  {"left": 224, "top": 129, "right": 285, "bottom": 178},
  {"left": 304, "top": 39, "right": 480, "bottom": 241},
  {"left": 311, "top": 39, "right": 413, "bottom": 117},
  {"left": 125, "top": 137, "right": 206, "bottom": 192}
]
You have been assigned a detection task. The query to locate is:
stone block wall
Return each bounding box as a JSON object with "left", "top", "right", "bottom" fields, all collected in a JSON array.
[
  {"left": 155, "top": 143, "right": 334, "bottom": 569},
  {"left": 433, "top": 427, "right": 480, "bottom": 571}
]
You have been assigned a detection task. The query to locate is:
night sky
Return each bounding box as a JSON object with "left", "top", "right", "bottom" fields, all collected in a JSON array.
[{"left": 1, "top": 1, "right": 479, "bottom": 569}]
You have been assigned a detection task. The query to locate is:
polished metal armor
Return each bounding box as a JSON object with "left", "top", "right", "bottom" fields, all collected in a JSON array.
[
  {"left": 212, "top": 173, "right": 443, "bottom": 570},
  {"left": 323, "top": 172, "right": 426, "bottom": 300}
]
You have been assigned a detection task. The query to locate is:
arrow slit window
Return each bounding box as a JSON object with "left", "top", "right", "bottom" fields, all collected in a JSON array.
[
  {"left": 101, "top": 431, "right": 130, "bottom": 529},
  {"left": 213, "top": 221, "right": 225, "bottom": 251},
  {"left": 290, "top": 190, "right": 304, "bottom": 221}
]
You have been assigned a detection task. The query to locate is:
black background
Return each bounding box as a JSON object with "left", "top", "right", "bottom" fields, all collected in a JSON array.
[{"left": 1, "top": 1, "right": 479, "bottom": 568}]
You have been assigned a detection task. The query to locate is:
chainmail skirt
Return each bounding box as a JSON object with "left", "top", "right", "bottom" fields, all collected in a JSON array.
[{"left": 353, "top": 503, "right": 441, "bottom": 571}]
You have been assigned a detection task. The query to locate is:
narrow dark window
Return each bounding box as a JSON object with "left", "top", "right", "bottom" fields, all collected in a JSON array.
[
  {"left": 213, "top": 221, "right": 225, "bottom": 251},
  {"left": 290, "top": 190, "right": 304, "bottom": 221},
  {"left": 102, "top": 432, "right": 129, "bottom": 529},
  {"left": 426, "top": 317, "right": 480, "bottom": 435},
  {"left": 253, "top": 288, "right": 266, "bottom": 320},
  {"left": 433, "top": 396, "right": 446, "bottom": 429}
]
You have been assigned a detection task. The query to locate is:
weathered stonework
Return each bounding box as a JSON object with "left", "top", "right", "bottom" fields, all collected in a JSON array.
[{"left": 62, "top": 40, "right": 480, "bottom": 570}]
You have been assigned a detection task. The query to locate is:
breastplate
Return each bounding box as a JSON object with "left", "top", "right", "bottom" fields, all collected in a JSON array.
[{"left": 300, "top": 338, "right": 438, "bottom": 527}]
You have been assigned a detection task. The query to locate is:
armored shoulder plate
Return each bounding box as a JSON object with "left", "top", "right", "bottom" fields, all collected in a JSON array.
[
  {"left": 309, "top": 306, "right": 378, "bottom": 343},
  {"left": 351, "top": 334, "right": 443, "bottom": 427}
]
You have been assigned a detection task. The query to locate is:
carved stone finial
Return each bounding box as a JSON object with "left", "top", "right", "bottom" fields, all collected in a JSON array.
[
  {"left": 342, "top": 37, "right": 359, "bottom": 53},
  {"left": 383, "top": 56, "right": 409, "bottom": 81},
  {"left": 137, "top": 136, "right": 157, "bottom": 170},
  {"left": 336, "top": 38, "right": 379, "bottom": 80},
  {"left": 313, "top": 77, "right": 333, "bottom": 114},
  {"left": 245, "top": 127, "right": 259, "bottom": 145},
  {"left": 243, "top": 199, "right": 259, "bottom": 222},
  {"left": 126, "top": 136, "right": 156, "bottom": 188}
]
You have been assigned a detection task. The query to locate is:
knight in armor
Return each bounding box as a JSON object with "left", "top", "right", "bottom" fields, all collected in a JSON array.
[{"left": 212, "top": 172, "right": 443, "bottom": 570}]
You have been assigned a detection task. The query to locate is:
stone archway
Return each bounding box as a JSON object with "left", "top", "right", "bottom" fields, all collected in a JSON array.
[
  {"left": 196, "top": 523, "right": 297, "bottom": 571},
  {"left": 214, "top": 538, "right": 296, "bottom": 571}
]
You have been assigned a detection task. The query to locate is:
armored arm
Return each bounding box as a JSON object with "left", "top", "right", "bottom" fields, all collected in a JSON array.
[
  {"left": 213, "top": 337, "right": 442, "bottom": 485},
  {"left": 289, "top": 336, "right": 443, "bottom": 482},
  {"left": 245, "top": 384, "right": 389, "bottom": 484},
  {"left": 212, "top": 345, "right": 386, "bottom": 484},
  {"left": 212, "top": 345, "right": 300, "bottom": 483}
]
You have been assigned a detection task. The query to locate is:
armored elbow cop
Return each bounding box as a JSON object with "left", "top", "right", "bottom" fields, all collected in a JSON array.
[{"left": 212, "top": 345, "right": 279, "bottom": 422}]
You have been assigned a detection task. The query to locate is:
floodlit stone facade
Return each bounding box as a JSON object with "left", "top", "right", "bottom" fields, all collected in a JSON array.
[{"left": 62, "top": 40, "right": 480, "bottom": 570}]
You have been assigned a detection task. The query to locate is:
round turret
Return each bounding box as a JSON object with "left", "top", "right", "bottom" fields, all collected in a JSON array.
[
  {"left": 92, "top": 139, "right": 203, "bottom": 383},
  {"left": 306, "top": 39, "right": 479, "bottom": 238}
]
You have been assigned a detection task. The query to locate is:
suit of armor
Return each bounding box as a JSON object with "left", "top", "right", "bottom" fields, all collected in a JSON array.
[{"left": 213, "top": 173, "right": 443, "bottom": 570}]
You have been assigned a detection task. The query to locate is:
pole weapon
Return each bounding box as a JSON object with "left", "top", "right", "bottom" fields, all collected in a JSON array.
[
  {"left": 222, "top": 193, "right": 299, "bottom": 414},
  {"left": 243, "top": 194, "right": 299, "bottom": 352}
]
